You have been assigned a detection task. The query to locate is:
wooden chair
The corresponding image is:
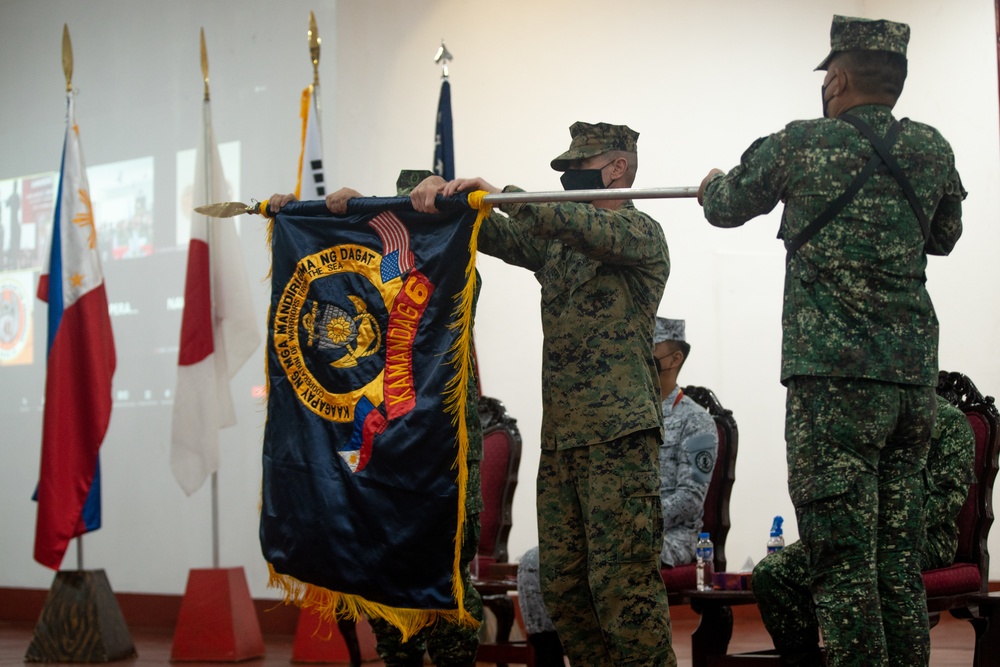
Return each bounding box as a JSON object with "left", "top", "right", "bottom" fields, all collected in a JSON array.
[
  {"left": 474, "top": 395, "right": 522, "bottom": 576},
  {"left": 661, "top": 385, "right": 740, "bottom": 603},
  {"left": 922, "top": 370, "right": 1000, "bottom": 664},
  {"left": 472, "top": 396, "right": 531, "bottom": 667},
  {"left": 693, "top": 370, "right": 1000, "bottom": 667}
]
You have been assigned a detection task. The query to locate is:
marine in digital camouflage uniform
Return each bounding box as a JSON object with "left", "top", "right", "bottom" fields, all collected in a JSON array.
[
  {"left": 269, "top": 176, "right": 484, "bottom": 667},
  {"left": 752, "top": 395, "right": 975, "bottom": 665},
  {"left": 515, "top": 317, "right": 715, "bottom": 667},
  {"left": 410, "top": 121, "right": 674, "bottom": 667},
  {"left": 698, "top": 15, "right": 965, "bottom": 667}
]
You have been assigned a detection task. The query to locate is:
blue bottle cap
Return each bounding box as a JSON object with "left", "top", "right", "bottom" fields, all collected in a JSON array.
[{"left": 699, "top": 532, "right": 710, "bottom": 539}]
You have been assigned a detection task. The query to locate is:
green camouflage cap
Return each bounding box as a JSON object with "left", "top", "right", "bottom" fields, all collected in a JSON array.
[
  {"left": 550, "top": 121, "right": 639, "bottom": 171},
  {"left": 815, "top": 15, "right": 910, "bottom": 71}
]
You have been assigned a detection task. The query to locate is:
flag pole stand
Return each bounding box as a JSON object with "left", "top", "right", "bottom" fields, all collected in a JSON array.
[
  {"left": 292, "top": 609, "right": 379, "bottom": 664},
  {"left": 171, "top": 473, "right": 263, "bottom": 662},
  {"left": 170, "top": 566, "right": 264, "bottom": 662},
  {"left": 25, "top": 569, "right": 136, "bottom": 662}
]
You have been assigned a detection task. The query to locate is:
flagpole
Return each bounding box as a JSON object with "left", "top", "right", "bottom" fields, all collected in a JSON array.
[
  {"left": 64, "top": 23, "right": 87, "bottom": 572},
  {"left": 308, "top": 12, "right": 323, "bottom": 165},
  {"left": 309, "top": 11, "right": 321, "bottom": 91},
  {"left": 480, "top": 186, "right": 698, "bottom": 204},
  {"left": 201, "top": 28, "right": 221, "bottom": 571}
]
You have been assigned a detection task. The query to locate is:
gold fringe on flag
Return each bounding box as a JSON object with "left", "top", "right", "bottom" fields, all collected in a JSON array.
[{"left": 441, "top": 189, "right": 488, "bottom": 622}]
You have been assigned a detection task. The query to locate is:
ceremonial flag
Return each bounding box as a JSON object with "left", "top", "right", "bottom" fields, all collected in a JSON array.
[
  {"left": 433, "top": 79, "right": 454, "bottom": 180},
  {"left": 34, "top": 94, "right": 116, "bottom": 569},
  {"left": 170, "top": 98, "right": 260, "bottom": 496},
  {"left": 261, "top": 196, "right": 485, "bottom": 638},
  {"left": 295, "top": 83, "right": 326, "bottom": 200}
]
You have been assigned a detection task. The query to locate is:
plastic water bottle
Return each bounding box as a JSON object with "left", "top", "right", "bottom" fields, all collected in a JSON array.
[
  {"left": 696, "top": 532, "right": 714, "bottom": 591},
  {"left": 767, "top": 516, "right": 785, "bottom": 555}
]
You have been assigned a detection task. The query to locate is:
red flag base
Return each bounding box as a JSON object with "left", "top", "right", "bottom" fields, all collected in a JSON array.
[
  {"left": 292, "top": 610, "right": 379, "bottom": 664},
  {"left": 25, "top": 569, "right": 136, "bottom": 662},
  {"left": 170, "top": 567, "right": 265, "bottom": 662}
]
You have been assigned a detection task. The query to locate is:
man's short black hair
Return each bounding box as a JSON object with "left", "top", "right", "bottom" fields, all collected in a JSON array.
[
  {"left": 834, "top": 50, "right": 908, "bottom": 100},
  {"left": 664, "top": 340, "right": 692, "bottom": 370}
]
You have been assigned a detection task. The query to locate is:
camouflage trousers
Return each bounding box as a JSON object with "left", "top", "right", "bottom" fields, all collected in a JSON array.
[
  {"left": 753, "top": 541, "right": 823, "bottom": 664},
  {"left": 368, "top": 513, "right": 484, "bottom": 667},
  {"left": 537, "top": 431, "right": 675, "bottom": 667},
  {"left": 785, "top": 377, "right": 934, "bottom": 667}
]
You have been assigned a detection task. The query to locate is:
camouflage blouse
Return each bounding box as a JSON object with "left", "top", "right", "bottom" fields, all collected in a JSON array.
[
  {"left": 703, "top": 104, "right": 964, "bottom": 387},
  {"left": 480, "top": 192, "right": 670, "bottom": 450}
]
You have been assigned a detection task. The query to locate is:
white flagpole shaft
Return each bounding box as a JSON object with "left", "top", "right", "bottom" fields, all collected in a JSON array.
[
  {"left": 76, "top": 536, "right": 83, "bottom": 571},
  {"left": 480, "top": 186, "right": 699, "bottom": 204},
  {"left": 211, "top": 471, "right": 220, "bottom": 568}
]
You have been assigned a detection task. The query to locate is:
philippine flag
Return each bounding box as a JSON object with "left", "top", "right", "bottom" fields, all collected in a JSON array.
[
  {"left": 34, "top": 94, "right": 116, "bottom": 570},
  {"left": 170, "top": 96, "right": 260, "bottom": 496}
]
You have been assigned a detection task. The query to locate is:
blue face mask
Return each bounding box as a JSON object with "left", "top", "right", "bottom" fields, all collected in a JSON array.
[{"left": 560, "top": 161, "right": 613, "bottom": 191}]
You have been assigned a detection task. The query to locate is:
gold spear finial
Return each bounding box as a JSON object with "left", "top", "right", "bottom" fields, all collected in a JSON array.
[
  {"left": 62, "top": 24, "right": 73, "bottom": 92},
  {"left": 308, "top": 11, "right": 321, "bottom": 87},
  {"left": 200, "top": 28, "right": 210, "bottom": 101}
]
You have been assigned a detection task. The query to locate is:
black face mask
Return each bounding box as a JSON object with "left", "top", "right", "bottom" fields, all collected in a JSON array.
[
  {"left": 560, "top": 164, "right": 610, "bottom": 191},
  {"left": 821, "top": 82, "right": 831, "bottom": 118}
]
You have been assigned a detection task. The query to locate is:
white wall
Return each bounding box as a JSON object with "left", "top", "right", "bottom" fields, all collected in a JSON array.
[{"left": 1, "top": 0, "right": 998, "bottom": 598}]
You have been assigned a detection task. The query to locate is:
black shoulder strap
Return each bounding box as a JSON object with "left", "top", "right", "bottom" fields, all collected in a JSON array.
[
  {"left": 784, "top": 120, "right": 901, "bottom": 264},
  {"left": 838, "top": 113, "right": 931, "bottom": 243}
]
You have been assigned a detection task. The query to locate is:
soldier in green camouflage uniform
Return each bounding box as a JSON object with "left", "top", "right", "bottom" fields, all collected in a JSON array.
[
  {"left": 410, "top": 122, "right": 675, "bottom": 666},
  {"left": 752, "top": 395, "right": 975, "bottom": 665},
  {"left": 698, "top": 15, "right": 965, "bottom": 667},
  {"left": 269, "top": 176, "right": 484, "bottom": 667}
]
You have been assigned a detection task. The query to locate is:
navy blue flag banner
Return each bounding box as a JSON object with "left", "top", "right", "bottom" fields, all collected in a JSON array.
[
  {"left": 433, "top": 79, "right": 454, "bottom": 180},
  {"left": 261, "top": 194, "right": 488, "bottom": 639}
]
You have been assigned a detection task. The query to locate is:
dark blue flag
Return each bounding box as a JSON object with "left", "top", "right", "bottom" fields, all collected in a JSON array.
[
  {"left": 261, "top": 198, "right": 482, "bottom": 638},
  {"left": 433, "top": 79, "right": 454, "bottom": 180}
]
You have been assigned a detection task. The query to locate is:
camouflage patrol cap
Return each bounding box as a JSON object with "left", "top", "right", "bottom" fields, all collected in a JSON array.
[
  {"left": 653, "top": 317, "right": 685, "bottom": 344},
  {"left": 550, "top": 121, "right": 639, "bottom": 171},
  {"left": 815, "top": 15, "right": 910, "bottom": 71}
]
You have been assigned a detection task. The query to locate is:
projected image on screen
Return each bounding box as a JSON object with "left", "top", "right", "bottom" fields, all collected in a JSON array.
[
  {"left": 88, "top": 157, "right": 155, "bottom": 261},
  {"left": 0, "top": 142, "right": 247, "bottom": 415},
  {"left": 0, "top": 270, "right": 35, "bottom": 367},
  {"left": 0, "top": 173, "right": 55, "bottom": 272}
]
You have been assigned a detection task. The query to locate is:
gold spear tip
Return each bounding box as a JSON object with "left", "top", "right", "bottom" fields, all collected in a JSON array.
[
  {"left": 308, "top": 11, "right": 321, "bottom": 84},
  {"left": 200, "top": 28, "right": 210, "bottom": 100},
  {"left": 194, "top": 201, "right": 263, "bottom": 218},
  {"left": 62, "top": 24, "right": 73, "bottom": 92}
]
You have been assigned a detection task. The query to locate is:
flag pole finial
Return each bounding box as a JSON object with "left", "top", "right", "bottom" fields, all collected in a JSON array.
[
  {"left": 308, "top": 11, "right": 321, "bottom": 87},
  {"left": 62, "top": 24, "right": 73, "bottom": 93},
  {"left": 200, "top": 28, "right": 210, "bottom": 101},
  {"left": 433, "top": 39, "right": 452, "bottom": 79}
]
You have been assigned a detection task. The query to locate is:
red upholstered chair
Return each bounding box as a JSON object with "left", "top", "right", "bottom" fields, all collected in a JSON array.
[
  {"left": 661, "top": 385, "right": 739, "bottom": 602},
  {"left": 472, "top": 396, "right": 531, "bottom": 667},
  {"left": 474, "top": 395, "right": 522, "bottom": 576},
  {"left": 922, "top": 370, "right": 1000, "bottom": 662}
]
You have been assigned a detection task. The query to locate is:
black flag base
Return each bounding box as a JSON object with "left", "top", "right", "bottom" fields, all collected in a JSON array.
[{"left": 25, "top": 569, "right": 136, "bottom": 663}]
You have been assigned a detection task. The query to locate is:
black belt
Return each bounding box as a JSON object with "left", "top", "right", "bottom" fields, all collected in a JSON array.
[{"left": 785, "top": 114, "right": 930, "bottom": 264}]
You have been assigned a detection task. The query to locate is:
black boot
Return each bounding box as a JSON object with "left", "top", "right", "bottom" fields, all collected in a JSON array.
[{"left": 528, "top": 631, "right": 564, "bottom": 667}]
